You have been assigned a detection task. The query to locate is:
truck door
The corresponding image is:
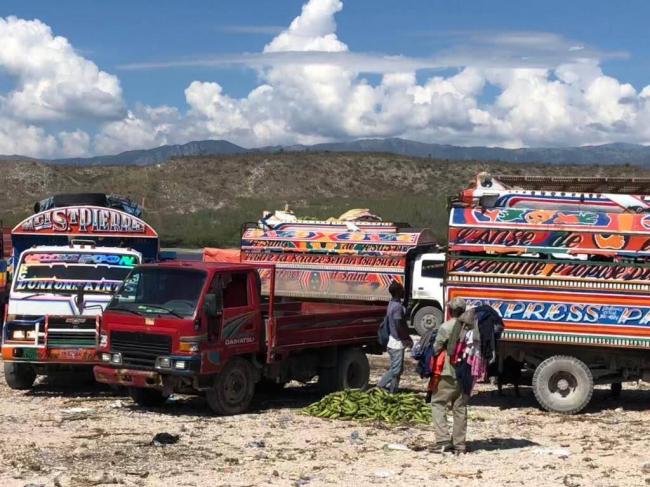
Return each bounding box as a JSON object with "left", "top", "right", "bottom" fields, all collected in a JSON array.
[
  {"left": 218, "top": 271, "right": 261, "bottom": 354},
  {"left": 413, "top": 255, "right": 445, "bottom": 302}
]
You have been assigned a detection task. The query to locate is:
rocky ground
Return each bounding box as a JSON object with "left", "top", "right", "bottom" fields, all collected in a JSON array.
[{"left": 0, "top": 355, "right": 649, "bottom": 487}]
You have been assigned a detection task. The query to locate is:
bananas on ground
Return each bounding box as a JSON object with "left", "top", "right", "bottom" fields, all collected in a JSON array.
[{"left": 303, "top": 388, "right": 431, "bottom": 424}]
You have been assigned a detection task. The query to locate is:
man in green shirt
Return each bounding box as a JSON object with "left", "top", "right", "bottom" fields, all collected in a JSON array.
[{"left": 430, "top": 298, "right": 472, "bottom": 454}]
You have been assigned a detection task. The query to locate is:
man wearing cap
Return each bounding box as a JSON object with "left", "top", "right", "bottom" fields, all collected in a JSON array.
[{"left": 430, "top": 297, "right": 471, "bottom": 454}]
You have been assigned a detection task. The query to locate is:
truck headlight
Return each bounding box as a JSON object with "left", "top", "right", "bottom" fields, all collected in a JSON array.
[
  {"left": 174, "top": 361, "right": 187, "bottom": 370},
  {"left": 156, "top": 357, "right": 171, "bottom": 369},
  {"left": 99, "top": 333, "right": 108, "bottom": 348},
  {"left": 110, "top": 353, "right": 122, "bottom": 364},
  {"left": 26, "top": 330, "right": 36, "bottom": 340},
  {"left": 101, "top": 353, "right": 111, "bottom": 362},
  {"left": 12, "top": 330, "right": 26, "bottom": 340}
]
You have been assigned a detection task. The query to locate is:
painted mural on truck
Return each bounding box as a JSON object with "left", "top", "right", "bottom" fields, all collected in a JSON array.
[
  {"left": 459, "top": 189, "right": 650, "bottom": 213},
  {"left": 448, "top": 207, "right": 650, "bottom": 255},
  {"left": 242, "top": 227, "right": 429, "bottom": 257},
  {"left": 446, "top": 256, "right": 650, "bottom": 293},
  {"left": 446, "top": 286, "right": 650, "bottom": 349},
  {"left": 241, "top": 223, "right": 435, "bottom": 301},
  {"left": 256, "top": 267, "right": 401, "bottom": 301}
]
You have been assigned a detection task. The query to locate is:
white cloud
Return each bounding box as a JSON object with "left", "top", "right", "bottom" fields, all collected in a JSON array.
[
  {"left": 0, "top": 16, "right": 125, "bottom": 122},
  {"left": 0, "top": 16, "right": 126, "bottom": 157},
  {"left": 104, "top": 0, "right": 650, "bottom": 153},
  {"left": 2, "top": 0, "right": 650, "bottom": 157}
]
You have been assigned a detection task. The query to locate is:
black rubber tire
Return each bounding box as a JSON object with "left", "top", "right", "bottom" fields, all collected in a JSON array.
[
  {"left": 206, "top": 358, "right": 255, "bottom": 415},
  {"left": 610, "top": 382, "right": 623, "bottom": 398},
  {"left": 4, "top": 362, "right": 36, "bottom": 390},
  {"left": 413, "top": 306, "right": 443, "bottom": 336},
  {"left": 128, "top": 387, "right": 167, "bottom": 407},
  {"left": 318, "top": 347, "right": 370, "bottom": 393},
  {"left": 532, "top": 355, "right": 593, "bottom": 414}
]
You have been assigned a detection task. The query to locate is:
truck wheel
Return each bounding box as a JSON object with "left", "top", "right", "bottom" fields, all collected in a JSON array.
[
  {"left": 319, "top": 348, "right": 370, "bottom": 393},
  {"left": 4, "top": 362, "right": 36, "bottom": 390},
  {"left": 129, "top": 388, "right": 167, "bottom": 407},
  {"left": 532, "top": 355, "right": 593, "bottom": 414},
  {"left": 413, "top": 306, "right": 443, "bottom": 336},
  {"left": 206, "top": 358, "right": 255, "bottom": 415}
]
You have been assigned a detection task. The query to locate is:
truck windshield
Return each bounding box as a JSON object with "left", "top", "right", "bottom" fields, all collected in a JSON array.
[
  {"left": 12, "top": 251, "right": 139, "bottom": 295},
  {"left": 108, "top": 268, "right": 206, "bottom": 318}
]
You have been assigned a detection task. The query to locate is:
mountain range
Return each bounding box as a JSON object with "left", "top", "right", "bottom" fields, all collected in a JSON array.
[{"left": 2, "top": 137, "right": 650, "bottom": 166}]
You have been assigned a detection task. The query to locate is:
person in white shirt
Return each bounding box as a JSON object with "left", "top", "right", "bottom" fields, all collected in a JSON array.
[{"left": 377, "top": 281, "right": 413, "bottom": 393}]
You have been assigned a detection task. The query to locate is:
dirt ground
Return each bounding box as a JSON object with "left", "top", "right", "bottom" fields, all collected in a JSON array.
[{"left": 0, "top": 355, "right": 649, "bottom": 487}]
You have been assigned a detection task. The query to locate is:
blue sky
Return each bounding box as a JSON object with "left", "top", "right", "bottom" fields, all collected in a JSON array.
[{"left": 1, "top": 0, "right": 650, "bottom": 156}]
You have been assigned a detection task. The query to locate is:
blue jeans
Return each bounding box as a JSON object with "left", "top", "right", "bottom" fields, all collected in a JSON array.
[{"left": 378, "top": 348, "right": 405, "bottom": 393}]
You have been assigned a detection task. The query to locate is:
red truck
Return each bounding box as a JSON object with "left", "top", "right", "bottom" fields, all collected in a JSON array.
[{"left": 94, "top": 261, "right": 385, "bottom": 414}]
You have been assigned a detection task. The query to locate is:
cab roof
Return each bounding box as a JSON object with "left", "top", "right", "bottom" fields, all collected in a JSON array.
[{"left": 137, "top": 261, "right": 269, "bottom": 273}]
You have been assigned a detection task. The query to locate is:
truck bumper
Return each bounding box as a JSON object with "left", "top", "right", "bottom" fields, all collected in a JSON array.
[
  {"left": 2, "top": 345, "right": 98, "bottom": 365},
  {"left": 94, "top": 365, "right": 163, "bottom": 389}
]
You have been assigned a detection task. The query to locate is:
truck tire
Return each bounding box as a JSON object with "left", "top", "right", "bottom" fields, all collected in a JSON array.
[
  {"left": 206, "top": 358, "right": 255, "bottom": 415},
  {"left": 413, "top": 306, "right": 443, "bottom": 336},
  {"left": 319, "top": 347, "right": 370, "bottom": 393},
  {"left": 532, "top": 355, "right": 593, "bottom": 414},
  {"left": 128, "top": 387, "right": 167, "bottom": 407},
  {"left": 4, "top": 362, "right": 36, "bottom": 390}
]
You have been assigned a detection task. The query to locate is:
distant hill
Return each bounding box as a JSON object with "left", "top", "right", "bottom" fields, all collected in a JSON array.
[
  {"left": 1, "top": 152, "right": 650, "bottom": 248},
  {"left": 48, "top": 140, "right": 247, "bottom": 166},
  {"left": 2, "top": 137, "right": 650, "bottom": 166},
  {"left": 291, "top": 139, "right": 650, "bottom": 165}
]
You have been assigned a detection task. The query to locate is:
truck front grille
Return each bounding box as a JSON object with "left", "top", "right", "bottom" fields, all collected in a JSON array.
[
  {"left": 110, "top": 331, "right": 172, "bottom": 368},
  {"left": 47, "top": 317, "right": 97, "bottom": 348}
]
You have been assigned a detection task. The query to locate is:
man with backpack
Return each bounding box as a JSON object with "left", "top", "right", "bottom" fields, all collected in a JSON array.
[
  {"left": 430, "top": 297, "right": 471, "bottom": 454},
  {"left": 377, "top": 281, "right": 413, "bottom": 393}
]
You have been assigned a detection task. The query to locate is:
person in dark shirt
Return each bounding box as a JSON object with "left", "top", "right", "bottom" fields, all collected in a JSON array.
[{"left": 377, "top": 281, "right": 413, "bottom": 393}]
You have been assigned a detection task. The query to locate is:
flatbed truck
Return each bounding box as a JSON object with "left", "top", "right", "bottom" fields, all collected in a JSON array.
[{"left": 94, "top": 261, "right": 385, "bottom": 414}]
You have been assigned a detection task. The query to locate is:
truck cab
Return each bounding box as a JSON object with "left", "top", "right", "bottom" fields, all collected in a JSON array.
[
  {"left": 407, "top": 251, "right": 446, "bottom": 335},
  {"left": 2, "top": 243, "right": 141, "bottom": 389}
]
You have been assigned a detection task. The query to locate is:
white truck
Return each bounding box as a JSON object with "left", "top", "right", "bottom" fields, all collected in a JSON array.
[{"left": 404, "top": 251, "right": 446, "bottom": 334}]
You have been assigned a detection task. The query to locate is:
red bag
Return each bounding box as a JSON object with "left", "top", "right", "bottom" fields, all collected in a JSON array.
[{"left": 427, "top": 350, "right": 447, "bottom": 394}]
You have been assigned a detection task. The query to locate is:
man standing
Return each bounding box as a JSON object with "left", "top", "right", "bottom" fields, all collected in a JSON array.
[
  {"left": 377, "top": 281, "right": 413, "bottom": 393},
  {"left": 430, "top": 298, "right": 472, "bottom": 454}
]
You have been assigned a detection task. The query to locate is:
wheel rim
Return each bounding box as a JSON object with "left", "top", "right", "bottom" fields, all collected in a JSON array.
[
  {"left": 547, "top": 371, "right": 578, "bottom": 400},
  {"left": 420, "top": 313, "right": 437, "bottom": 329},
  {"left": 223, "top": 369, "right": 248, "bottom": 406}
]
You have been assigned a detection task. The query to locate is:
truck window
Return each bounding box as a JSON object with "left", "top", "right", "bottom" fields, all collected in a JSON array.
[
  {"left": 421, "top": 260, "right": 444, "bottom": 279},
  {"left": 223, "top": 272, "right": 249, "bottom": 308},
  {"left": 109, "top": 268, "right": 206, "bottom": 317}
]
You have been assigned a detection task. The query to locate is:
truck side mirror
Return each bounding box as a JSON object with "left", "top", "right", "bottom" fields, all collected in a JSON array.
[{"left": 203, "top": 293, "right": 222, "bottom": 318}]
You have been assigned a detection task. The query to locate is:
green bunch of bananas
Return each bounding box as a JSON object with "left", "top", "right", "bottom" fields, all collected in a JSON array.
[{"left": 303, "top": 388, "right": 431, "bottom": 424}]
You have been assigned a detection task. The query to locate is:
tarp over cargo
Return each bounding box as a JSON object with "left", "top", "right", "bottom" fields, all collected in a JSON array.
[{"left": 203, "top": 248, "right": 241, "bottom": 263}]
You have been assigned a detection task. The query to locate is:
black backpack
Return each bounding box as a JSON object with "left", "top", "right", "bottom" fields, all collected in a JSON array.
[{"left": 411, "top": 327, "right": 439, "bottom": 378}]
